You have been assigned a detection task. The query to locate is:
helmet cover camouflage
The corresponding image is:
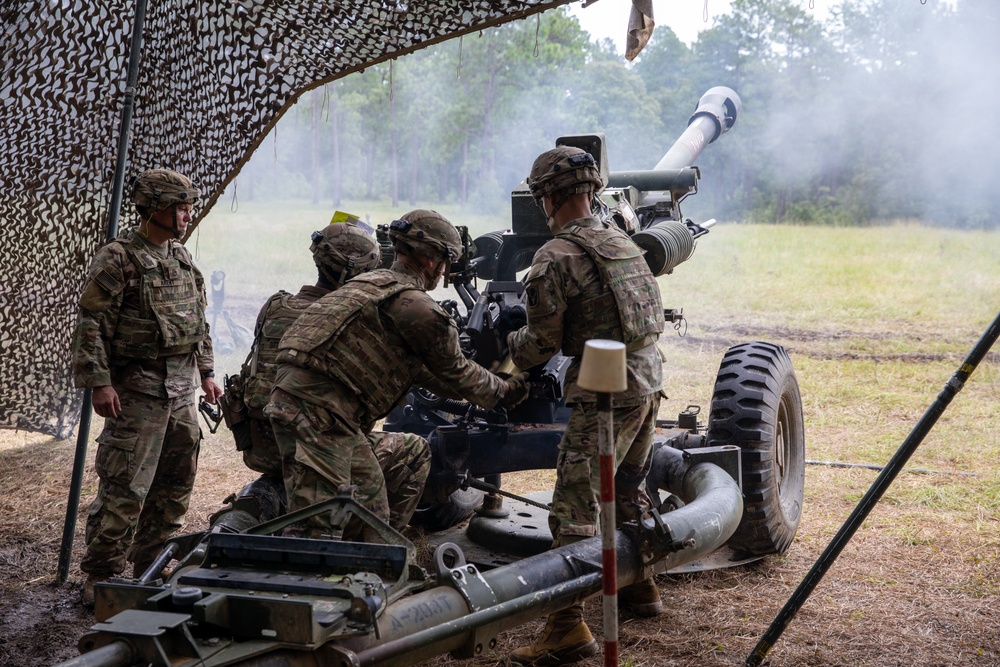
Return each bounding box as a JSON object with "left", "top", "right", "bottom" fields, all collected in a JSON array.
[
  {"left": 131, "top": 168, "right": 202, "bottom": 212},
  {"left": 387, "top": 209, "right": 463, "bottom": 262},
  {"left": 311, "top": 222, "right": 381, "bottom": 287},
  {"left": 527, "top": 146, "right": 604, "bottom": 203}
]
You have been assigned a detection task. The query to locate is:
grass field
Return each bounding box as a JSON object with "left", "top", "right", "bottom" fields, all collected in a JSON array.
[{"left": 1, "top": 211, "right": 998, "bottom": 666}]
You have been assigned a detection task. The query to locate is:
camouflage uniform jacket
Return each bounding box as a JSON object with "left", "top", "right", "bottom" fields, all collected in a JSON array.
[
  {"left": 274, "top": 261, "right": 507, "bottom": 429},
  {"left": 508, "top": 216, "right": 663, "bottom": 407},
  {"left": 72, "top": 231, "right": 214, "bottom": 398}
]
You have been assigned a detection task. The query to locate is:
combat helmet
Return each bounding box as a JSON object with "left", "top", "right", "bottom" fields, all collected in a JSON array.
[
  {"left": 387, "top": 209, "right": 463, "bottom": 263},
  {"left": 131, "top": 168, "right": 201, "bottom": 212},
  {"left": 527, "top": 146, "right": 605, "bottom": 204},
  {"left": 311, "top": 222, "right": 381, "bottom": 288}
]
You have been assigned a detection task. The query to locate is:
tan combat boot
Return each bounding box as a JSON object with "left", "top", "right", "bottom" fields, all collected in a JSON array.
[
  {"left": 618, "top": 577, "right": 663, "bottom": 617},
  {"left": 80, "top": 574, "right": 105, "bottom": 608},
  {"left": 509, "top": 605, "right": 598, "bottom": 666}
]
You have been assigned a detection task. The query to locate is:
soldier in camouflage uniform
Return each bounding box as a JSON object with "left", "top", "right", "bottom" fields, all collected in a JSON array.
[
  {"left": 72, "top": 169, "right": 222, "bottom": 607},
  {"left": 266, "top": 210, "right": 530, "bottom": 540},
  {"left": 221, "top": 221, "right": 431, "bottom": 531},
  {"left": 504, "top": 147, "right": 666, "bottom": 666}
]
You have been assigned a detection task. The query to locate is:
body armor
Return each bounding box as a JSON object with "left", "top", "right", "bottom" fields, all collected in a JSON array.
[
  {"left": 241, "top": 286, "right": 327, "bottom": 411},
  {"left": 555, "top": 223, "right": 663, "bottom": 357},
  {"left": 109, "top": 236, "right": 206, "bottom": 361},
  {"left": 277, "top": 269, "right": 420, "bottom": 421}
]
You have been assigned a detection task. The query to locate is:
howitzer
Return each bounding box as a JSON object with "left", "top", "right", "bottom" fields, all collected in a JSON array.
[
  {"left": 384, "top": 87, "right": 785, "bottom": 541},
  {"left": 58, "top": 86, "right": 807, "bottom": 667}
]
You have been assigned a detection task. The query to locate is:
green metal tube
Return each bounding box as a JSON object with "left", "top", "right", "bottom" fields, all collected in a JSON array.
[
  {"left": 55, "top": 641, "right": 134, "bottom": 667},
  {"left": 333, "top": 452, "right": 742, "bottom": 667},
  {"left": 352, "top": 572, "right": 603, "bottom": 666}
]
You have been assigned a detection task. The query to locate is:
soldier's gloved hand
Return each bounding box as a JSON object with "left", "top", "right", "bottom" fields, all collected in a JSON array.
[
  {"left": 499, "top": 371, "right": 531, "bottom": 409},
  {"left": 497, "top": 304, "right": 527, "bottom": 339}
]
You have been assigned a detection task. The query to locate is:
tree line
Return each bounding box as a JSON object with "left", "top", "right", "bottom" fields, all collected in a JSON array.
[{"left": 237, "top": 0, "right": 999, "bottom": 228}]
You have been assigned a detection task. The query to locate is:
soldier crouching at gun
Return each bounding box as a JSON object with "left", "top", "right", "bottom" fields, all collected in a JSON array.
[
  {"left": 216, "top": 217, "right": 433, "bottom": 537},
  {"left": 264, "top": 210, "right": 530, "bottom": 541}
]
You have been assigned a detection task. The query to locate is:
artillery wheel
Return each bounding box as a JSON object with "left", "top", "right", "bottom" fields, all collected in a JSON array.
[
  {"left": 707, "top": 341, "right": 805, "bottom": 556},
  {"left": 410, "top": 487, "right": 485, "bottom": 532}
]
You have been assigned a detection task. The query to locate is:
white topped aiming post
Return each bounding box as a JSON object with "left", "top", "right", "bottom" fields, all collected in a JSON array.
[{"left": 576, "top": 339, "right": 628, "bottom": 667}]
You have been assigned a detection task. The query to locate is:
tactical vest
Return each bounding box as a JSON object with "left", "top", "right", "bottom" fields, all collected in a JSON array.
[
  {"left": 276, "top": 269, "right": 419, "bottom": 420},
  {"left": 555, "top": 223, "right": 664, "bottom": 357},
  {"left": 110, "top": 236, "right": 206, "bottom": 361},
  {"left": 241, "top": 287, "right": 327, "bottom": 410}
]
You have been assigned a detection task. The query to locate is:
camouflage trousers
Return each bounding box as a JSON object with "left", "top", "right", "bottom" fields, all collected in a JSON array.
[
  {"left": 267, "top": 389, "right": 430, "bottom": 539},
  {"left": 81, "top": 387, "right": 201, "bottom": 577},
  {"left": 549, "top": 393, "right": 659, "bottom": 545},
  {"left": 368, "top": 431, "right": 431, "bottom": 531}
]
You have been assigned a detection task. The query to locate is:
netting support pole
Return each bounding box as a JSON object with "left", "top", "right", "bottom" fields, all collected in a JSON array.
[
  {"left": 57, "top": 0, "right": 150, "bottom": 585},
  {"left": 745, "top": 309, "right": 1000, "bottom": 666}
]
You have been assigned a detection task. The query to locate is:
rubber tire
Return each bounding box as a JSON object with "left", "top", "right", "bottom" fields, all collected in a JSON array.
[
  {"left": 410, "top": 487, "right": 485, "bottom": 532},
  {"left": 707, "top": 341, "right": 805, "bottom": 556}
]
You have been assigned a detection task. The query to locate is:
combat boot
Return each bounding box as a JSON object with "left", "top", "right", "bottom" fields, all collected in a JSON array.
[
  {"left": 80, "top": 574, "right": 105, "bottom": 608},
  {"left": 509, "top": 606, "right": 598, "bottom": 666},
  {"left": 618, "top": 577, "right": 663, "bottom": 617}
]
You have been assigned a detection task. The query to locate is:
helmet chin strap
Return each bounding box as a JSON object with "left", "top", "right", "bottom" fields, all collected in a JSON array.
[
  {"left": 426, "top": 259, "right": 444, "bottom": 290},
  {"left": 417, "top": 254, "right": 447, "bottom": 290},
  {"left": 441, "top": 255, "right": 451, "bottom": 288},
  {"left": 147, "top": 208, "right": 183, "bottom": 238},
  {"left": 542, "top": 193, "right": 567, "bottom": 234}
]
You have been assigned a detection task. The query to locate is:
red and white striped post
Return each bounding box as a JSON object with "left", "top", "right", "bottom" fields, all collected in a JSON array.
[
  {"left": 597, "top": 390, "right": 618, "bottom": 667},
  {"left": 578, "top": 339, "right": 628, "bottom": 667}
]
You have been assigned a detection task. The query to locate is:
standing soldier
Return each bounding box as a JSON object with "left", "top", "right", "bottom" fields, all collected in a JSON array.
[
  {"left": 503, "top": 147, "right": 666, "bottom": 666},
  {"left": 221, "top": 220, "right": 431, "bottom": 531},
  {"left": 267, "top": 209, "right": 530, "bottom": 540},
  {"left": 72, "top": 169, "right": 222, "bottom": 607}
]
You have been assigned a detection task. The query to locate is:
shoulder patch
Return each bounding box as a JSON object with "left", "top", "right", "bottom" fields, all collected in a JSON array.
[
  {"left": 522, "top": 264, "right": 555, "bottom": 314},
  {"left": 525, "top": 283, "right": 540, "bottom": 309},
  {"left": 94, "top": 267, "right": 125, "bottom": 295},
  {"left": 93, "top": 267, "right": 124, "bottom": 296},
  {"left": 79, "top": 265, "right": 121, "bottom": 312}
]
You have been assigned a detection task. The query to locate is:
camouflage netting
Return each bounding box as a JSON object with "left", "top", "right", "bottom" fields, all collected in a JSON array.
[{"left": 0, "top": 0, "right": 579, "bottom": 438}]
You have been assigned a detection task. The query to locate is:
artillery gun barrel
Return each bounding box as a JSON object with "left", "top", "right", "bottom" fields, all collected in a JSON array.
[
  {"left": 655, "top": 86, "right": 741, "bottom": 171},
  {"left": 604, "top": 86, "right": 739, "bottom": 193},
  {"left": 608, "top": 87, "right": 739, "bottom": 278},
  {"left": 607, "top": 87, "right": 740, "bottom": 193}
]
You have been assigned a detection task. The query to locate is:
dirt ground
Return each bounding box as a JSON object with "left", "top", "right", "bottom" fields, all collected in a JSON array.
[{"left": 1, "top": 333, "right": 998, "bottom": 667}]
